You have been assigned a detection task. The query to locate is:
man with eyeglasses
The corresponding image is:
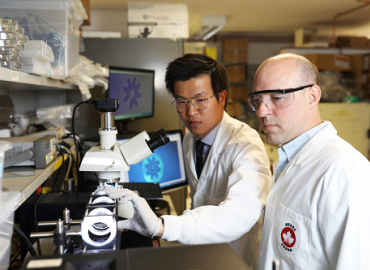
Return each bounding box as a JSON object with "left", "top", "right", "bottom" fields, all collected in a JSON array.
[
  {"left": 107, "top": 54, "right": 271, "bottom": 268},
  {"left": 249, "top": 53, "right": 370, "bottom": 270}
]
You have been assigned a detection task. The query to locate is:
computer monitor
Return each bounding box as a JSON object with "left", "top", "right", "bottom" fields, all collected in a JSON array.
[
  {"left": 108, "top": 66, "right": 155, "bottom": 133},
  {"left": 117, "top": 130, "right": 187, "bottom": 192}
]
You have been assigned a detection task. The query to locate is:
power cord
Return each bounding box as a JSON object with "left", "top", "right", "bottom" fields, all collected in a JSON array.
[
  {"left": 13, "top": 225, "right": 37, "bottom": 257},
  {"left": 72, "top": 100, "right": 95, "bottom": 192},
  {"left": 51, "top": 153, "right": 65, "bottom": 190}
]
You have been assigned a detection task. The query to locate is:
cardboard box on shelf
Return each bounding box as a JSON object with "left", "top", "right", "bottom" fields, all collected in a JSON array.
[
  {"left": 336, "top": 36, "right": 370, "bottom": 49},
  {"left": 350, "top": 54, "right": 370, "bottom": 94},
  {"left": 226, "top": 65, "right": 247, "bottom": 82},
  {"left": 223, "top": 39, "right": 248, "bottom": 63},
  {"left": 228, "top": 85, "right": 249, "bottom": 100},
  {"left": 226, "top": 102, "right": 242, "bottom": 117},
  {"left": 81, "top": 0, "right": 90, "bottom": 26},
  {"left": 128, "top": 2, "right": 189, "bottom": 39},
  {"left": 304, "top": 54, "right": 353, "bottom": 71},
  {"left": 360, "top": 72, "right": 370, "bottom": 98}
]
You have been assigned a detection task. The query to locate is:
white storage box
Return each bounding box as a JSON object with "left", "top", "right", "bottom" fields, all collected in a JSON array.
[
  {"left": 20, "top": 40, "right": 54, "bottom": 62},
  {"left": 0, "top": 0, "right": 86, "bottom": 79},
  {"left": 21, "top": 57, "right": 53, "bottom": 76}
]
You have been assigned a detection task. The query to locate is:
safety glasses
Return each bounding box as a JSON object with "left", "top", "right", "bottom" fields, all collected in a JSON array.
[{"left": 247, "top": 84, "right": 313, "bottom": 111}]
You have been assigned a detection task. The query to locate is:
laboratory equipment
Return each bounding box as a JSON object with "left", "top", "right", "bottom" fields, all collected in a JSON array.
[
  {"left": 29, "top": 98, "right": 170, "bottom": 253},
  {"left": 1, "top": 135, "right": 58, "bottom": 169}
]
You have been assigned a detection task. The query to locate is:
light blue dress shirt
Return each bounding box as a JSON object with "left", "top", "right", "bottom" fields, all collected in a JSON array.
[
  {"left": 275, "top": 121, "right": 328, "bottom": 182},
  {"left": 194, "top": 115, "right": 222, "bottom": 167}
]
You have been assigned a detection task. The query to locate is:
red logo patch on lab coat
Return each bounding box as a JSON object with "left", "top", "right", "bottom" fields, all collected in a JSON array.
[{"left": 278, "top": 221, "right": 300, "bottom": 253}]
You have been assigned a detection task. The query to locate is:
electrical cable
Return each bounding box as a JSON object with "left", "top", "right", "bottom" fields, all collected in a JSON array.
[
  {"left": 59, "top": 145, "right": 74, "bottom": 183},
  {"left": 66, "top": 133, "right": 86, "bottom": 152},
  {"left": 13, "top": 225, "right": 37, "bottom": 257},
  {"left": 51, "top": 153, "right": 65, "bottom": 190},
  {"left": 33, "top": 189, "right": 70, "bottom": 256},
  {"left": 72, "top": 100, "right": 95, "bottom": 192},
  {"left": 62, "top": 153, "right": 72, "bottom": 184},
  {"left": 9, "top": 250, "right": 21, "bottom": 270}
]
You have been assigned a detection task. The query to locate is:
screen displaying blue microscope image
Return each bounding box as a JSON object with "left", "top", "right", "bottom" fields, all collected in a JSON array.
[
  {"left": 117, "top": 131, "right": 187, "bottom": 189},
  {"left": 108, "top": 68, "right": 154, "bottom": 120},
  {"left": 128, "top": 140, "right": 181, "bottom": 187}
]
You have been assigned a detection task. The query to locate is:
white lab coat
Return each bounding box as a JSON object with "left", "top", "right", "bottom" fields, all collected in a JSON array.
[
  {"left": 162, "top": 112, "right": 271, "bottom": 269},
  {"left": 258, "top": 121, "right": 370, "bottom": 270}
]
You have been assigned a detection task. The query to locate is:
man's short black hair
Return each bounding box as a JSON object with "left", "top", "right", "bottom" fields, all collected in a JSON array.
[{"left": 165, "top": 54, "right": 228, "bottom": 102}]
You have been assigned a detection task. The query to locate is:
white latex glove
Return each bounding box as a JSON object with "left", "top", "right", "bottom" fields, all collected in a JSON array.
[{"left": 106, "top": 188, "right": 163, "bottom": 238}]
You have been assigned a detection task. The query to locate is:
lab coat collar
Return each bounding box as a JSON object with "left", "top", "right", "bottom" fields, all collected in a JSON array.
[
  {"left": 212, "top": 112, "right": 234, "bottom": 154},
  {"left": 293, "top": 121, "right": 337, "bottom": 166}
]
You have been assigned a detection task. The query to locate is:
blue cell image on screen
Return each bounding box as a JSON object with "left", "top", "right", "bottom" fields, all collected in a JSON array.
[
  {"left": 109, "top": 69, "right": 154, "bottom": 120},
  {"left": 128, "top": 141, "right": 181, "bottom": 186},
  {"left": 142, "top": 154, "right": 164, "bottom": 182}
]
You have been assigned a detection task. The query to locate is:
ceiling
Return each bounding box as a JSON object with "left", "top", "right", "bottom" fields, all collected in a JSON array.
[{"left": 89, "top": 0, "right": 370, "bottom": 38}]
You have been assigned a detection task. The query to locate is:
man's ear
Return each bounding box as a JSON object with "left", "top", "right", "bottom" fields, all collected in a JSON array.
[
  {"left": 308, "top": 85, "right": 321, "bottom": 109},
  {"left": 218, "top": 90, "right": 227, "bottom": 108}
]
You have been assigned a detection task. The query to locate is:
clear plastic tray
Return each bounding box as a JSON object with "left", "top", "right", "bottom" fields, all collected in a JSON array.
[
  {"left": 0, "top": 54, "right": 19, "bottom": 61},
  {"left": 0, "top": 32, "right": 18, "bottom": 40},
  {"left": 18, "top": 34, "right": 28, "bottom": 41},
  {"left": 0, "top": 39, "right": 17, "bottom": 47},
  {"left": 0, "top": 60, "right": 22, "bottom": 70},
  {"left": 0, "top": 46, "right": 21, "bottom": 55},
  {"left": 0, "top": 18, "right": 18, "bottom": 26},
  {"left": 0, "top": 24, "right": 24, "bottom": 34}
]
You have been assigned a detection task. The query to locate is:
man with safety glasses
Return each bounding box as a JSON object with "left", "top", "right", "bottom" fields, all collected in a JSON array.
[
  {"left": 107, "top": 54, "right": 271, "bottom": 269},
  {"left": 249, "top": 53, "right": 370, "bottom": 270}
]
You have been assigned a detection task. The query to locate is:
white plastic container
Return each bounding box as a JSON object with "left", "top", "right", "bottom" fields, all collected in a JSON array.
[
  {"left": 0, "top": 191, "right": 21, "bottom": 270},
  {"left": 0, "top": 141, "right": 21, "bottom": 270},
  {"left": 0, "top": 0, "right": 87, "bottom": 79},
  {"left": 0, "top": 141, "right": 12, "bottom": 195},
  {"left": 21, "top": 57, "right": 53, "bottom": 76},
  {"left": 20, "top": 40, "right": 54, "bottom": 62}
]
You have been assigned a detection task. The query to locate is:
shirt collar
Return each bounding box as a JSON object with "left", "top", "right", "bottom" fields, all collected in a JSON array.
[
  {"left": 279, "top": 121, "right": 328, "bottom": 161},
  {"left": 195, "top": 114, "right": 223, "bottom": 146}
]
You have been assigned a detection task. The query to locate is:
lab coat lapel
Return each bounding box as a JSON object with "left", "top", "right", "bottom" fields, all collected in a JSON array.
[
  {"left": 199, "top": 113, "right": 233, "bottom": 183},
  {"left": 294, "top": 121, "right": 337, "bottom": 165},
  {"left": 186, "top": 135, "right": 198, "bottom": 181}
]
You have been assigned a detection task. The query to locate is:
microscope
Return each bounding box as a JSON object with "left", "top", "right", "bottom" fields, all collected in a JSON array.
[{"left": 30, "top": 98, "right": 170, "bottom": 254}]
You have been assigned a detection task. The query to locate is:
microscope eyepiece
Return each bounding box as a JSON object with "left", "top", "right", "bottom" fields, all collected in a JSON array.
[{"left": 147, "top": 129, "right": 170, "bottom": 152}]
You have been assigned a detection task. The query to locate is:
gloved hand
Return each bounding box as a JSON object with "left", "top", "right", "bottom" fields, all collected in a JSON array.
[{"left": 106, "top": 189, "right": 163, "bottom": 238}]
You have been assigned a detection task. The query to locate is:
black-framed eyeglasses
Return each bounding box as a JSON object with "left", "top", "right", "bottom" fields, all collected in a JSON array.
[
  {"left": 247, "top": 84, "right": 314, "bottom": 111},
  {"left": 171, "top": 95, "right": 215, "bottom": 112}
]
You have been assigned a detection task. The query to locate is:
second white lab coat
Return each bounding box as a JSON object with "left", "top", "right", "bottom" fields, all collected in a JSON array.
[
  {"left": 258, "top": 122, "right": 370, "bottom": 270},
  {"left": 162, "top": 112, "right": 271, "bottom": 269}
]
